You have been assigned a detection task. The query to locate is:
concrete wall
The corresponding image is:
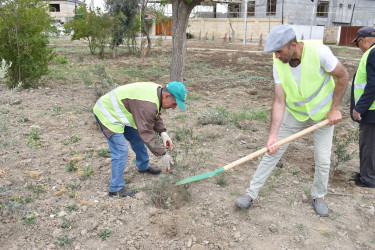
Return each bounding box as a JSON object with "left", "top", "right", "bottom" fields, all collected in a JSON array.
[
  {"left": 292, "top": 25, "right": 324, "bottom": 40},
  {"left": 324, "top": 27, "right": 340, "bottom": 44},
  {"left": 185, "top": 18, "right": 328, "bottom": 42},
  {"left": 204, "top": 0, "right": 375, "bottom": 27},
  {"left": 186, "top": 18, "right": 286, "bottom": 42}
]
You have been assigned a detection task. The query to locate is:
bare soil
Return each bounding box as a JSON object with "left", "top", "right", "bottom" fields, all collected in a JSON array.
[{"left": 0, "top": 38, "right": 374, "bottom": 250}]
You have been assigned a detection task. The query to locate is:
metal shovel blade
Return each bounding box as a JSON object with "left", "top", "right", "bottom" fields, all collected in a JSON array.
[{"left": 175, "top": 168, "right": 225, "bottom": 185}]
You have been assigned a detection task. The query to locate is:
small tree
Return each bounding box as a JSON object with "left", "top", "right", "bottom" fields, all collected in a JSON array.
[
  {"left": 106, "top": 0, "right": 140, "bottom": 56},
  {"left": 65, "top": 6, "right": 112, "bottom": 58},
  {"left": 95, "top": 13, "right": 113, "bottom": 59},
  {"left": 0, "top": 0, "right": 56, "bottom": 88},
  {"left": 149, "top": 5, "right": 170, "bottom": 41}
]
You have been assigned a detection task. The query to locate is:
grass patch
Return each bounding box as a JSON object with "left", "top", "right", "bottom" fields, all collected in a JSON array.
[
  {"left": 98, "top": 148, "right": 111, "bottom": 157},
  {"left": 62, "top": 135, "right": 82, "bottom": 145},
  {"left": 66, "top": 160, "right": 79, "bottom": 172},
  {"left": 27, "top": 184, "right": 46, "bottom": 198},
  {"left": 172, "top": 114, "right": 188, "bottom": 122},
  {"left": 197, "top": 106, "right": 269, "bottom": 127},
  {"left": 61, "top": 216, "right": 74, "bottom": 229},
  {"left": 82, "top": 165, "right": 94, "bottom": 179},
  {"left": 22, "top": 212, "right": 38, "bottom": 225},
  {"left": 66, "top": 203, "right": 78, "bottom": 212},
  {"left": 215, "top": 174, "right": 228, "bottom": 187},
  {"left": 99, "top": 228, "right": 111, "bottom": 241},
  {"left": 144, "top": 174, "right": 190, "bottom": 209},
  {"left": 25, "top": 127, "right": 41, "bottom": 149},
  {"left": 55, "top": 233, "right": 73, "bottom": 247}
]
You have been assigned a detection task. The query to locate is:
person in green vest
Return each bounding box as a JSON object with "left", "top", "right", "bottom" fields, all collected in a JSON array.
[
  {"left": 235, "top": 24, "right": 349, "bottom": 216},
  {"left": 350, "top": 27, "right": 375, "bottom": 188},
  {"left": 93, "top": 81, "right": 187, "bottom": 197}
]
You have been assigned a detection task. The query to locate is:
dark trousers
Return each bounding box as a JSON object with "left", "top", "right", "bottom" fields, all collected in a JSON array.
[{"left": 359, "top": 123, "right": 375, "bottom": 185}]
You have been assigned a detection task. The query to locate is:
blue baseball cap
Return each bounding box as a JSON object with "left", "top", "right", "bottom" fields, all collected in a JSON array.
[
  {"left": 166, "top": 81, "right": 187, "bottom": 111},
  {"left": 352, "top": 26, "right": 375, "bottom": 43}
]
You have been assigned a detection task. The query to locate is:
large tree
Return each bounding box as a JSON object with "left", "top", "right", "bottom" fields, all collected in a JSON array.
[{"left": 170, "top": 0, "right": 204, "bottom": 82}]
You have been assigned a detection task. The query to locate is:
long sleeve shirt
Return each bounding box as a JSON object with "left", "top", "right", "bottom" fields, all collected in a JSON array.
[
  {"left": 98, "top": 87, "right": 167, "bottom": 156},
  {"left": 351, "top": 42, "right": 375, "bottom": 124}
]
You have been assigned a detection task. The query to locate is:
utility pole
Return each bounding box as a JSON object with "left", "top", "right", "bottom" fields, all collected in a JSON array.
[
  {"left": 350, "top": 1, "right": 356, "bottom": 26},
  {"left": 309, "top": 0, "right": 316, "bottom": 39},
  {"left": 281, "top": 0, "right": 284, "bottom": 24},
  {"left": 243, "top": 0, "right": 248, "bottom": 45}
]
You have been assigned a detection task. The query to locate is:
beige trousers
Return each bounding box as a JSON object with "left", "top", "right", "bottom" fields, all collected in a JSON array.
[{"left": 245, "top": 110, "right": 334, "bottom": 199}]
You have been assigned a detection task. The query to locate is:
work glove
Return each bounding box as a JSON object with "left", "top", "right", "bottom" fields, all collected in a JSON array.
[
  {"left": 161, "top": 153, "right": 174, "bottom": 173},
  {"left": 161, "top": 132, "right": 173, "bottom": 151}
]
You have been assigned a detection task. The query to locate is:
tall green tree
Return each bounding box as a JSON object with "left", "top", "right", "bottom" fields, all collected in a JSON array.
[
  {"left": 0, "top": 0, "right": 56, "bottom": 88},
  {"left": 105, "top": 0, "right": 140, "bottom": 55}
]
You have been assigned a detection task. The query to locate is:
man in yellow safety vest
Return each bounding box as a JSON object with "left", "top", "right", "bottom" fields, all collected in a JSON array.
[
  {"left": 93, "top": 81, "right": 187, "bottom": 197},
  {"left": 350, "top": 26, "right": 375, "bottom": 188},
  {"left": 235, "top": 24, "right": 349, "bottom": 217}
]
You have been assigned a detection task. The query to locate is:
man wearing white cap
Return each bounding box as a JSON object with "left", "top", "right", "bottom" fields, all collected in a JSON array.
[
  {"left": 235, "top": 24, "right": 349, "bottom": 216},
  {"left": 93, "top": 81, "right": 187, "bottom": 197}
]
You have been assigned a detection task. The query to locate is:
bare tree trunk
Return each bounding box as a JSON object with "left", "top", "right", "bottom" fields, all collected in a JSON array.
[
  {"left": 140, "top": 0, "right": 152, "bottom": 50},
  {"left": 170, "top": 0, "right": 203, "bottom": 82},
  {"left": 112, "top": 42, "right": 117, "bottom": 58}
]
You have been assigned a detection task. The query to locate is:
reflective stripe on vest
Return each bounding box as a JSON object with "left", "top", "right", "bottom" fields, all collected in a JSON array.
[
  {"left": 93, "top": 82, "right": 160, "bottom": 134},
  {"left": 286, "top": 89, "right": 333, "bottom": 117},
  {"left": 95, "top": 98, "right": 125, "bottom": 126},
  {"left": 274, "top": 42, "right": 335, "bottom": 121},
  {"left": 109, "top": 90, "right": 131, "bottom": 126},
  {"left": 292, "top": 74, "right": 332, "bottom": 106},
  {"left": 354, "top": 45, "right": 375, "bottom": 109}
]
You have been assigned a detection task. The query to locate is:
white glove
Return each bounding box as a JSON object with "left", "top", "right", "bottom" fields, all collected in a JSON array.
[
  {"left": 161, "top": 153, "right": 174, "bottom": 173},
  {"left": 161, "top": 132, "right": 173, "bottom": 151}
]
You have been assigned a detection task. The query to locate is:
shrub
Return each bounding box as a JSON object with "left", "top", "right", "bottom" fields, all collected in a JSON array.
[
  {"left": 0, "top": 0, "right": 56, "bottom": 88},
  {"left": 186, "top": 32, "right": 194, "bottom": 39}
]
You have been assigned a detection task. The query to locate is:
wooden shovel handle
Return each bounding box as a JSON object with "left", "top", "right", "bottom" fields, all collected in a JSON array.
[{"left": 223, "top": 119, "right": 329, "bottom": 171}]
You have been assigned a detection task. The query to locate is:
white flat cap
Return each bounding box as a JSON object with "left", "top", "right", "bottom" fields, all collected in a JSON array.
[{"left": 264, "top": 24, "right": 296, "bottom": 52}]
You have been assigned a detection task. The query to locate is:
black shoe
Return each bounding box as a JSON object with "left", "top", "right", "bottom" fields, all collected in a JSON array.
[
  {"left": 354, "top": 178, "right": 375, "bottom": 188},
  {"left": 138, "top": 165, "right": 162, "bottom": 175},
  {"left": 349, "top": 172, "right": 361, "bottom": 181},
  {"left": 109, "top": 188, "right": 135, "bottom": 197}
]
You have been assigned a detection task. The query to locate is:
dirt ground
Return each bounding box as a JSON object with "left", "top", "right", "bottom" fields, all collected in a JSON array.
[{"left": 0, "top": 37, "right": 374, "bottom": 250}]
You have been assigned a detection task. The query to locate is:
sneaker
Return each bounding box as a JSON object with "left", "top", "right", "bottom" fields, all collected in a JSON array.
[
  {"left": 312, "top": 198, "right": 329, "bottom": 217},
  {"left": 109, "top": 187, "right": 135, "bottom": 197},
  {"left": 235, "top": 196, "right": 253, "bottom": 209},
  {"left": 354, "top": 178, "right": 375, "bottom": 188},
  {"left": 138, "top": 165, "right": 162, "bottom": 175}
]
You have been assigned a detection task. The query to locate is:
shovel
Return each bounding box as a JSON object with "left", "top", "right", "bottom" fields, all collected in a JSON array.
[{"left": 176, "top": 119, "right": 329, "bottom": 185}]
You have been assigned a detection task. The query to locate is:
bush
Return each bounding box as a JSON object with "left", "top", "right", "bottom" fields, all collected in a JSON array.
[
  {"left": 0, "top": 0, "right": 56, "bottom": 88},
  {"left": 186, "top": 32, "right": 194, "bottom": 39}
]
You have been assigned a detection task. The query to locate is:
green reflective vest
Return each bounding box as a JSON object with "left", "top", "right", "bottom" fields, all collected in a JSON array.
[
  {"left": 274, "top": 42, "right": 335, "bottom": 121},
  {"left": 353, "top": 45, "right": 375, "bottom": 110},
  {"left": 93, "top": 82, "right": 161, "bottom": 133}
]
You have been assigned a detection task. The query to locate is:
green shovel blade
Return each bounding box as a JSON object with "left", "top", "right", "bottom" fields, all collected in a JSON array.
[{"left": 175, "top": 167, "right": 225, "bottom": 185}]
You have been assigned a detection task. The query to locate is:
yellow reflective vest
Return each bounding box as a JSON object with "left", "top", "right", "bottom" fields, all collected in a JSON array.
[
  {"left": 353, "top": 45, "right": 375, "bottom": 110},
  {"left": 274, "top": 42, "right": 335, "bottom": 121},
  {"left": 93, "top": 82, "right": 161, "bottom": 133}
]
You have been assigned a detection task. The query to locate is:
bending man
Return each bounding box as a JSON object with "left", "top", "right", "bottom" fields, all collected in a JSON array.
[{"left": 93, "top": 81, "right": 187, "bottom": 197}]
